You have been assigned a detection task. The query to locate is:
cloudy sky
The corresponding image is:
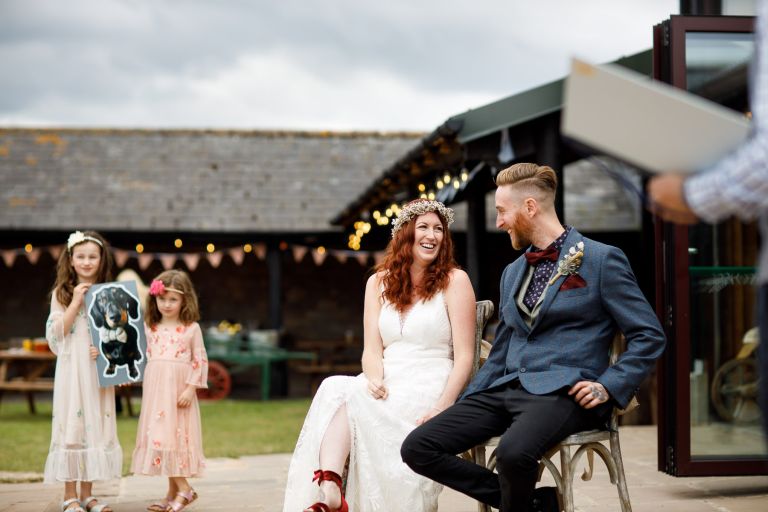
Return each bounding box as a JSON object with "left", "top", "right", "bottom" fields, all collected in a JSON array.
[{"left": 0, "top": 0, "right": 680, "bottom": 131}]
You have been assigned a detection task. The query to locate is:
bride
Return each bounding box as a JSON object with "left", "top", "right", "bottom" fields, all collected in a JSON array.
[{"left": 282, "top": 199, "right": 476, "bottom": 512}]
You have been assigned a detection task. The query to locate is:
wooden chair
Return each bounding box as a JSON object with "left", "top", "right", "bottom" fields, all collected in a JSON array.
[{"left": 466, "top": 332, "right": 635, "bottom": 512}]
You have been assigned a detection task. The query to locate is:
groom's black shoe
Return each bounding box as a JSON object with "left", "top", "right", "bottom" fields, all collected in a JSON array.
[{"left": 528, "top": 486, "right": 559, "bottom": 512}]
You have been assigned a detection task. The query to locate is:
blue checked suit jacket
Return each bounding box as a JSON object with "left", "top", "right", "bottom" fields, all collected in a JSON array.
[{"left": 462, "top": 228, "right": 666, "bottom": 408}]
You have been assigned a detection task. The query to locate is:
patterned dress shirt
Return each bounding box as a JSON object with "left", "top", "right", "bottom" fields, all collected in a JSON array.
[{"left": 523, "top": 226, "right": 572, "bottom": 310}]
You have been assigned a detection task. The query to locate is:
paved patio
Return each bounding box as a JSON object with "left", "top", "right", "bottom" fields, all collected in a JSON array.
[{"left": 1, "top": 426, "right": 766, "bottom": 512}]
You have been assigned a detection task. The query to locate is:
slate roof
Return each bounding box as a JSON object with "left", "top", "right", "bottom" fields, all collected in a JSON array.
[{"left": 0, "top": 128, "right": 421, "bottom": 233}]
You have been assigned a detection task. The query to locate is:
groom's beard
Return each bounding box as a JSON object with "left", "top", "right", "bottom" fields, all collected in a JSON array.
[{"left": 509, "top": 212, "right": 535, "bottom": 251}]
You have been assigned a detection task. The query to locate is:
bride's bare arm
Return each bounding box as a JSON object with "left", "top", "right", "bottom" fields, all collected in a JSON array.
[
  {"left": 361, "top": 273, "right": 387, "bottom": 399},
  {"left": 417, "top": 269, "right": 475, "bottom": 424}
]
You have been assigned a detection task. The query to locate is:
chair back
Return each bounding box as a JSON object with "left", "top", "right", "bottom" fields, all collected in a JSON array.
[{"left": 471, "top": 300, "right": 495, "bottom": 381}]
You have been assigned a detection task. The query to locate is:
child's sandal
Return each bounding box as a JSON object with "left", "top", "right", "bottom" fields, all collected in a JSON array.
[
  {"left": 81, "top": 497, "right": 112, "bottom": 512},
  {"left": 61, "top": 498, "right": 85, "bottom": 512},
  {"left": 167, "top": 489, "right": 197, "bottom": 512},
  {"left": 147, "top": 496, "right": 173, "bottom": 512}
]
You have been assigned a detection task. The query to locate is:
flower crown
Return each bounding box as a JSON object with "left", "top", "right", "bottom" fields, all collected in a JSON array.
[
  {"left": 149, "top": 279, "right": 185, "bottom": 296},
  {"left": 67, "top": 231, "right": 103, "bottom": 251},
  {"left": 390, "top": 199, "right": 455, "bottom": 238}
]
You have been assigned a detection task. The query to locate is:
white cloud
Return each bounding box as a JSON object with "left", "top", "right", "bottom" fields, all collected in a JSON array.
[{"left": 0, "top": 0, "right": 681, "bottom": 130}]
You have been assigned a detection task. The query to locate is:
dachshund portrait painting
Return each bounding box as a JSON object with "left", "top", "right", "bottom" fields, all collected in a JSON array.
[{"left": 86, "top": 282, "right": 146, "bottom": 385}]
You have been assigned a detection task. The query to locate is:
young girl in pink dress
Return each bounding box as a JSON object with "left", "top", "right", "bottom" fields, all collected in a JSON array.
[
  {"left": 45, "top": 230, "right": 122, "bottom": 512},
  {"left": 131, "top": 270, "right": 208, "bottom": 512}
]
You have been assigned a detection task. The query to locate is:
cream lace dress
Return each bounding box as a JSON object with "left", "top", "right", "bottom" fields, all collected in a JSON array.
[
  {"left": 43, "top": 292, "right": 122, "bottom": 483},
  {"left": 283, "top": 291, "right": 453, "bottom": 512}
]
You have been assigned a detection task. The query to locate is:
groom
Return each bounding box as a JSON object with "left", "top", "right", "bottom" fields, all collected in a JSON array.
[{"left": 401, "top": 163, "right": 666, "bottom": 511}]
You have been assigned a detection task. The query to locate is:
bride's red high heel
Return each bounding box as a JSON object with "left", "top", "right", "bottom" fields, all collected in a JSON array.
[{"left": 302, "top": 469, "right": 349, "bottom": 512}]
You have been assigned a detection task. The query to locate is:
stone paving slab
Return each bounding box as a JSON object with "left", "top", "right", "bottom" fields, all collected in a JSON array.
[{"left": 1, "top": 426, "right": 766, "bottom": 512}]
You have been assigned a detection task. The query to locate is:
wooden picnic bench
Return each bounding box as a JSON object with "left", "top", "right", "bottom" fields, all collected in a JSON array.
[
  {"left": 0, "top": 349, "right": 55, "bottom": 414},
  {"left": 290, "top": 340, "right": 362, "bottom": 393},
  {"left": 0, "top": 349, "right": 136, "bottom": 415}
]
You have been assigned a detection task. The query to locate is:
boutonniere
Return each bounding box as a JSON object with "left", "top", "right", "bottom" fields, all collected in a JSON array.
[{"left": 549, "top": 241, "right": 584, "bottom": 285}]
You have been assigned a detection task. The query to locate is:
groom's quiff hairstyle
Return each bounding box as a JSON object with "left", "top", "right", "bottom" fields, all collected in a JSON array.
[{"left": 495, "top": 163, "right": 558, "bottom": 205}]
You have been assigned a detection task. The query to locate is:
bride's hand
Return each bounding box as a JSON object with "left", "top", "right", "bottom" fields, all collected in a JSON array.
[{"left": 367, "top": 378, "right": 388, "bottom": 400}]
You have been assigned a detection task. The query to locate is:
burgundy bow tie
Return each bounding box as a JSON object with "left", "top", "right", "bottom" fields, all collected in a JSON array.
[{"left": 525, "top": 247, "right": 559, "bottom": 266}]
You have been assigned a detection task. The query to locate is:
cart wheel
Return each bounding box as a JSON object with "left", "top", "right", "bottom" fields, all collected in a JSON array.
[
  {"left": 711, "top": 358, "right": 760, "bottom": 423},
  {"left": 197, "top": 360, "right": 231, "bottom": 400}
]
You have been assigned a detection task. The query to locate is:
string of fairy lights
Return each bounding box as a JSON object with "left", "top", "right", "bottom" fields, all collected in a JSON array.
[{"left": 347, "top": 168, "right": 469, "bottom": 250}]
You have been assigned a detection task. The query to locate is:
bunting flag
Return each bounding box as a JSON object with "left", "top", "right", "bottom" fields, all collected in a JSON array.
[
  {"left": 207, "top": 251, "right": 223, "bottom": 268},
  {"left": 311, "top": 249, "right": 327, "bottom": 266},
  {"left": 49, "top": 245, "right": 62, "bottom": 260},
  {"left": 182, "top": 253, "right": 200, "bottom": 272},
  {"left": 114, "top": 249, "right": 130, "bottom": 268},
  {"left": 2, "top": 250, "right": 16, "bottom": 267},
  {"left": 228, "top": 248, "right": 244, "bottom": 266},
  {"left": 26, "top": 248, "right": 42, "bottom": 265},
  {"left": 254, "top": 243, "right": 267, "bottom": 260},
  {"left": 1, "top": 242, "right": 384, "bottom": 270},
  {"left": 159, "top": 254, "right": 177, "bottom": 270},
  {"left": 292, "top": 245, "right": 308, "bottom": 263},
  {"left": 138, "top": 253, "right": 154, "bottom": 270}
]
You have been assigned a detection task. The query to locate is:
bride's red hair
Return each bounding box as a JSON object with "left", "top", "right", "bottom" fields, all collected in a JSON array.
[{"left": 375, "top": 213, "right": 457, "bottom": 312}]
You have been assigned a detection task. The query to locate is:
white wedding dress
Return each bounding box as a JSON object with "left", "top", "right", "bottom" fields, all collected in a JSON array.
[{"left": 283, "top": 291, "right": 454, "bottom": 512}]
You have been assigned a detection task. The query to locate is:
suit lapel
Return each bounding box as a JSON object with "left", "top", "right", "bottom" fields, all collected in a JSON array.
[
  {"left": 531, "top": 228, "right": 584, "bottom": 331},
  {"left": 502, "top": 257, "right": 530, "bottom": 334}
]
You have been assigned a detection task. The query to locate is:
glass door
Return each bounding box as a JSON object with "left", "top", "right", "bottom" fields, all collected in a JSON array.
[{"left": 654, "top": 15, "right": 768, "bottom": 476}]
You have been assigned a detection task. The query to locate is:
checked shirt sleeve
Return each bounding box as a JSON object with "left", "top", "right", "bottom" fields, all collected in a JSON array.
[{"left": 685, "top": 0, "right": 768, "bottom": 223}]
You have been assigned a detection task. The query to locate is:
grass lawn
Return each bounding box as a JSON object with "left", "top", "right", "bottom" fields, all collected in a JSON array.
[{"left": 0, "top": 398, "right": 310, "bottom": 475}]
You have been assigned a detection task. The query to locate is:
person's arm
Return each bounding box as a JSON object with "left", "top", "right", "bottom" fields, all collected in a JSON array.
[
  {"left": 595, "top": 248, "right": 666, "bottom": 408},
  {"left": 179, "top": 323, "right": 208, "bottom": 407},
  {"left": 416, "top": 270, "right": 476, "bottom": 425},
  {"left": 650, "top": 2, "right": 768, "bottom": 223},
  {"left": 361, "top": 273, "right": 387, "bottom": 399},
  {"left": 46, "top": 285, "right": 90, "bottom": 355}
]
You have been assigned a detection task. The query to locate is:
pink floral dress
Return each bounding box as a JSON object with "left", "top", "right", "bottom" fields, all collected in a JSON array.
[{"left": 131, "top": 322, "right": 208, "bottom": 477}]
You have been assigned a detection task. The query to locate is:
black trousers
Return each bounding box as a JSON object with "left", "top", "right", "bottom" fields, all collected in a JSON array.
[{"left": 401, "top": 381, "right": 610, "bottom": 512}]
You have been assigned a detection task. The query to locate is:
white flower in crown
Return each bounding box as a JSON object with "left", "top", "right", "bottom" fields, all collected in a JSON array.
[
  {"left": 390, "top": 199, "right": 455, "bottom": 238},
  {"left": 67, "top": 231, "right": 86, "bottom": 251},
  {"left": 549, "top": 241, "right": 585, "bottom": 285}
]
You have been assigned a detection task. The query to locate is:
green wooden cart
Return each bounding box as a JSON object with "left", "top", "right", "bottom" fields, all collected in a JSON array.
[{"left": 200, "top": 329, "right": 315, "bottom": 401}]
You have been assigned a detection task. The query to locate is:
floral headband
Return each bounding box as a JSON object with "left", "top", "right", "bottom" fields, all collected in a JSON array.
[
  {"left": 67, "top": 231, "right": 103, "bottom": 251},
  {"left": 149, "top": 279, "right": 185, "bottom": 296},
  {"left": 390, "top": 199, "right": 454, "bottom": 238}
]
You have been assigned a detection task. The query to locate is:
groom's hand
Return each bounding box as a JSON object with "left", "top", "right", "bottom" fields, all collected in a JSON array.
[
  {"left": 367, "top": 378, "right": 388, "bottom": 400},
  {"left": 568, "top": 381, "right": 610, "bottom": 409},
  {"left": 415, "top": 406, "right": 442, "bottom": 426}
]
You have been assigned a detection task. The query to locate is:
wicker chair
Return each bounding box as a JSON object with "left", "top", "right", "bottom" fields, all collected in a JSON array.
[{"left": 466, "top": 331, "right": 635, "bottom": 512}]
